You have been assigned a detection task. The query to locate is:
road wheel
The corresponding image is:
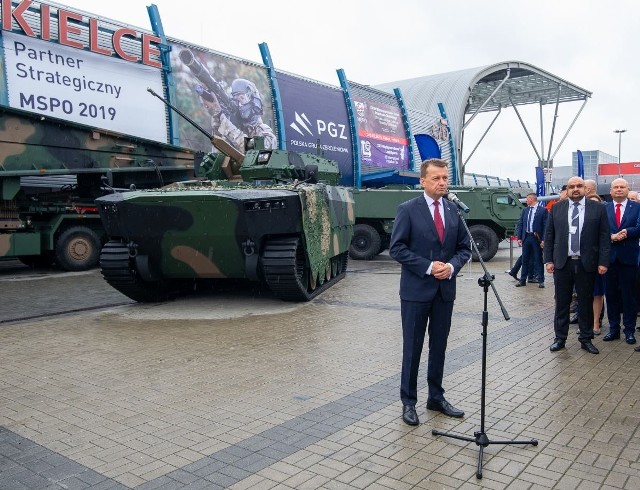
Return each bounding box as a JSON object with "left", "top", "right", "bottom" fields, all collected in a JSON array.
[
  {"left": 55, "top": 226, "right": 101, "bottom": 271},
  {"left": 469, "top": 224, "right": 499, "bottom": 262},
  {"left": 349, "top": 224, "right": 382, "bottom": 260}
]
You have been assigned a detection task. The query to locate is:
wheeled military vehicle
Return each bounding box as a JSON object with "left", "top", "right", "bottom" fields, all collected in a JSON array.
[
  {"left": 350, "top": 186, "right": 523, "bottom": 262},
  {"left": 96, "top": 91, "right": 354, "bottom": 302},
  {"left": 0, "top": 105, "right": 196, "bottom": 270}
]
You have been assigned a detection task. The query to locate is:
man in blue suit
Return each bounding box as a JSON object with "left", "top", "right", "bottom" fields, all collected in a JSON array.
[
  {"left": 603, "top": 178, "right": 640, "bottom": 345},
  {"left": 515, "top": 193, "right": 548, "bottom": 288},
  {"left": 389, "top": 159, "right": 472, "bottom": 425}
]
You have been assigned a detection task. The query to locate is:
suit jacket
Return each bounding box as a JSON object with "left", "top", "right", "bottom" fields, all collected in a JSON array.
[
  {"left": 389, "top": 195, "right": 472, "bottom": 302},
  {"left": 543, "top": 198, "right": 610, "bottom": 272},
  {"left": 517, "top": 204, "right": 548, "bottom": 241},
  {"left": 606, "top": 200, "right": 640, "bottom": 264}
]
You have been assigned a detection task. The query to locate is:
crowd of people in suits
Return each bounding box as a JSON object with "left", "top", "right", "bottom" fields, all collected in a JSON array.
[
  {"left": 510, "top": 176, "right": 640, "bottom": 354},
  {"left": 389, "top": 161, "right": 639, "bottom": 428}
]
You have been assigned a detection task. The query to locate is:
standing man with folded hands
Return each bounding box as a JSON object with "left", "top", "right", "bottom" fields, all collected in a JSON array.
[
  {"left": 602, "top": 178, "right": 640, "bottom": 347},
  {"left": 390, "top": 158, "right": 471, "bottom": 426}
]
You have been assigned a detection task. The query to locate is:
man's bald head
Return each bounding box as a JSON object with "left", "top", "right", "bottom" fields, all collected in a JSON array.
[
  {"left": 566, "top": 177, "right": 586, "bottom": 202},
  {"left": 584, "top": 179, "right": 597, "bottom": 195}
]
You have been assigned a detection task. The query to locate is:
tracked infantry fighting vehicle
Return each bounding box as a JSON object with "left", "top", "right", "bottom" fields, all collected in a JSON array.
[{"left": 96, "top": 90, "right": 354, "bottom": 302}]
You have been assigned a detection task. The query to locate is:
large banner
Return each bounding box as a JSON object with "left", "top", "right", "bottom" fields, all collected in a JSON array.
[
  {"left": 599, "top": 162, "right": 640, "bottom": 175},
  {"left": 353, "top": 96, "right": 408, "bottom": 169},
  {"left": 168, "top": 42, "right": 276, "bottom": 154},
  {"left": 2, "top": 31, "right": 167, "bottom": 142},
  {"left": 277, "top": 73, "right": 353, "bottom": 185}
]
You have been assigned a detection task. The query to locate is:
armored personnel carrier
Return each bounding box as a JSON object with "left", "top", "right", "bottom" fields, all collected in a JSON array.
[
  {"left": 350, "top": 186, "right": 523, "bottom": 262},
  {"left": 96, "top": 91, "right": 354, "bottom": 302}
]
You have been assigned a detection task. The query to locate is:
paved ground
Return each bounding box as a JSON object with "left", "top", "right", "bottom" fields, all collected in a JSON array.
[{"left": 1, "top": 243, "right": 639, "bottom": 489}]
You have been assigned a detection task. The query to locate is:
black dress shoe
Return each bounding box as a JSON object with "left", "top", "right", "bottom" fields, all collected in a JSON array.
[
  {"left": 507, "top": 270, "right": 518, "bottom": 280},
  {"left": 550, "top": 340, "right": 566, "bottom": 351},
  {"left": 538, "top": 283, "right": 545, "bottom": 288},
  {"left": 515, "top": 282, "right": 526, "bottom": 287},
  {"left": 635, "top": 345, "right": 640, "bottom": 352},
  {"left": 528, "top": 278, "right": 539, "bottom": 284},
  {"left": 569, "top": 314, "right": 579, "bottom": 324},
  {"left": 581, "top": 342, "right": 599, "bottom": 354},
  {"left": 625, "top": 334, "right": 636, "bottom": 345},
  {"left": 426, "top": 398, "right": 464, "bottom": 418},
  {"left": 603, "top": 333, "right": 620, "bottom": 341},
  {"left": 402, "top": 405, "right": 419, "bottom": 426}
]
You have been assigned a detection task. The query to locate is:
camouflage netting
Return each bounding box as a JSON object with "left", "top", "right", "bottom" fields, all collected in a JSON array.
[
  {"left": 298, "top": 184, "right": 333, "bottom": 284},
  {"left": 298, "top": 184, "right": 354, "bottom": 285}
]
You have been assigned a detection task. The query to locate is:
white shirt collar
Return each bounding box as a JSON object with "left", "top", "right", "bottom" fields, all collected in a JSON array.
[
  {"left": 423, "top": 193, "right": 441, "bottom": 207},
  {"left": 571, "top": 197, "right": 586, "bottom": 207}
]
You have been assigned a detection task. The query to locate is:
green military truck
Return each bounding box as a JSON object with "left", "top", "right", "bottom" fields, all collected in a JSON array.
[
  {"left": 349, "top": 186, "right": 524, "bottom": 262},
  {"left": 0, "top": 105, "right": 197, "bottom": 271}
]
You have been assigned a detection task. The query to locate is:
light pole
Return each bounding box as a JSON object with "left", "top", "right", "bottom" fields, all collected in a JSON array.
[{"left": 614, "top": 129, "right": 627, "bottom": 177}]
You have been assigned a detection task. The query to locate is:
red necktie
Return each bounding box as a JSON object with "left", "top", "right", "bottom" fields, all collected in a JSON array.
[
  {"left": 615, "top": 203, "right": 622, "bottom": 227},
  {"left": 433, "top": 200, "right": 444, "bottom": 242}
]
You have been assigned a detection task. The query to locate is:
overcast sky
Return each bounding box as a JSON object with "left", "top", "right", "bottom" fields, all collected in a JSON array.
[{"left": 57, "top": 0, "right": 638, "bottom": 184}]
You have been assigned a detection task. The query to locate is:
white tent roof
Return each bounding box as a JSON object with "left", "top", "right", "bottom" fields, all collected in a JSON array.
[{"left": 376, "top": 61, "right": 591, "bottom": 179}]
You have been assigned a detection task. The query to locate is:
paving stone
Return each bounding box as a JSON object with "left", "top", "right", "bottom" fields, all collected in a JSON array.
[{"left": 2, "top": 248, "right": 640, "bottom": 488}]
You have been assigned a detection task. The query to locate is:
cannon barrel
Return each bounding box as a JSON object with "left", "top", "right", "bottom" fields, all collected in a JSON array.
[{"left": 146, "top": 88, "right": 245, "bottom": 164}]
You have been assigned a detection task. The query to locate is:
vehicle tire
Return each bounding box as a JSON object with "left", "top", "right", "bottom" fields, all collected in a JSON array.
[
  {"left": 55, "top": 226, "right": 101, "bottom": 271},
  {"left": 349, "top": 224, "right": 382, "bottom": 260},
  {"left": 469, "top": 224, "right": 499, "bottom": 262}
]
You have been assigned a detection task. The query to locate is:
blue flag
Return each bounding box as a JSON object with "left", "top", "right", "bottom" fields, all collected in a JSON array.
[
  {"left": 535, "top": 167, "right": 545, "bottom": 196},
  {"left": 577, "top": 149, "right": 584, "bottom": 178}
]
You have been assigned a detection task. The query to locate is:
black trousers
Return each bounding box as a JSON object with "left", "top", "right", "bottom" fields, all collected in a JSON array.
[
  {"left": 520, "top": 234, "right": 544, "bottom": 283},
  {"left": 605, "top": 261, "right": 638, "bottom": 336},
  {"left": 400, "top": 290, "right": 454, "bottom": 406},
  {"left": 553, "top": 258, "right": 596, "bottom": 343}
]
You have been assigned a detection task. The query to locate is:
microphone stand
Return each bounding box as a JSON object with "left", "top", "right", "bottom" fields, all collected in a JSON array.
[{"left": 431, "top": 203, "right": 538, "bottom": 479}]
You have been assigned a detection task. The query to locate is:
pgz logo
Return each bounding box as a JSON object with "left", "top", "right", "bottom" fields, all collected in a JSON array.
[{"left": 290, "top": 112, "right": 348, "bottom": 140}]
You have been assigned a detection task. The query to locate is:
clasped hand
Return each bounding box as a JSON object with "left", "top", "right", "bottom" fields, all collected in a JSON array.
[
  {"left": 431, "top": 261, "right": 451, "bottom": 280},
  {"left": 611, "top": 229, "right": 627, "bottom": 242}
]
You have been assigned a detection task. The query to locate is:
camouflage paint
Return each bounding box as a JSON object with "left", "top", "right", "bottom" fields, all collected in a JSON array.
[
  {"left": 299, "top": 184, "right": 354, "bottom": 283},
  {"left": 0, "top": 106, "right": 195, "bottom": 175}
]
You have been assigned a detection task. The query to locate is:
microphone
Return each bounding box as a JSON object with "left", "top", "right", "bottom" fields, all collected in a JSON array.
[{"left": 446, "top": 192, "right": 470, "bottom": 213}]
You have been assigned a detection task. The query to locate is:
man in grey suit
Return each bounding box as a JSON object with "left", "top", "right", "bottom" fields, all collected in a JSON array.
[
  {"left": 389, "top": 159, "right": 472, "bottom": 425},
  {"left": 543, "top": 176, "right": 610, "bottom": 354}
]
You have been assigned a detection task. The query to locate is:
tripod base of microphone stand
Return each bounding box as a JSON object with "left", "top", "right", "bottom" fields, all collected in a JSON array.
[{"left": 431, "top": 428, "right": 538, "bottom": 479}]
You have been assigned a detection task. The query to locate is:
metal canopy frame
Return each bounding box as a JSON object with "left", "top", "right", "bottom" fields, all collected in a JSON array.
[
  {"left": 376, "top": 61, "right": 592, "bottom": 187},
  {"left": 462, "top": 64, "right": 590, "bottom": 188}
]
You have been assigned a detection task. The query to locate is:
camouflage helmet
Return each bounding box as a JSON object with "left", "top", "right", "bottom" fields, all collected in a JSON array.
[
  {"left": 231, "top": 78, "right": 263, "bottom": 123},
  {"left": 231, "top": 79, "right": 257, "bottom": 104}
]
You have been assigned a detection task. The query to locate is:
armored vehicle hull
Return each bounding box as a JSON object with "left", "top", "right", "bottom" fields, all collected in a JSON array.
[
  {"left": 350, "top": 186, "right": 523, "bottom": 262},
  {"left": 97, "top": 183, "right": 354, "bottom": 302}
]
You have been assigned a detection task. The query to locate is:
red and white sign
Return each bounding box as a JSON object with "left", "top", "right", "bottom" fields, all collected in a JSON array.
[
  {"left": 1, "top": 0, "right": 161, "bottom": 67},
  {"left": 598, "top": 162, "right": 640, "bottom": 176}
]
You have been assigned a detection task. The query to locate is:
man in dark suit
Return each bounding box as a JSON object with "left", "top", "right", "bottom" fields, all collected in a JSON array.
[
  {"left": 515, "top": 193, "right": 548, "bottom": 288},
  {"left": 602, "top": 178, "right": 640, "bottom": 345},
  {"left": 506, "top": 216, "right": 536, "bottom": 283},
  {"left": 389, "top": 159, "right": 472, "bottom": 425},
  {"left": 543, "top": 176, "right": 610, "bottom": 354}
]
